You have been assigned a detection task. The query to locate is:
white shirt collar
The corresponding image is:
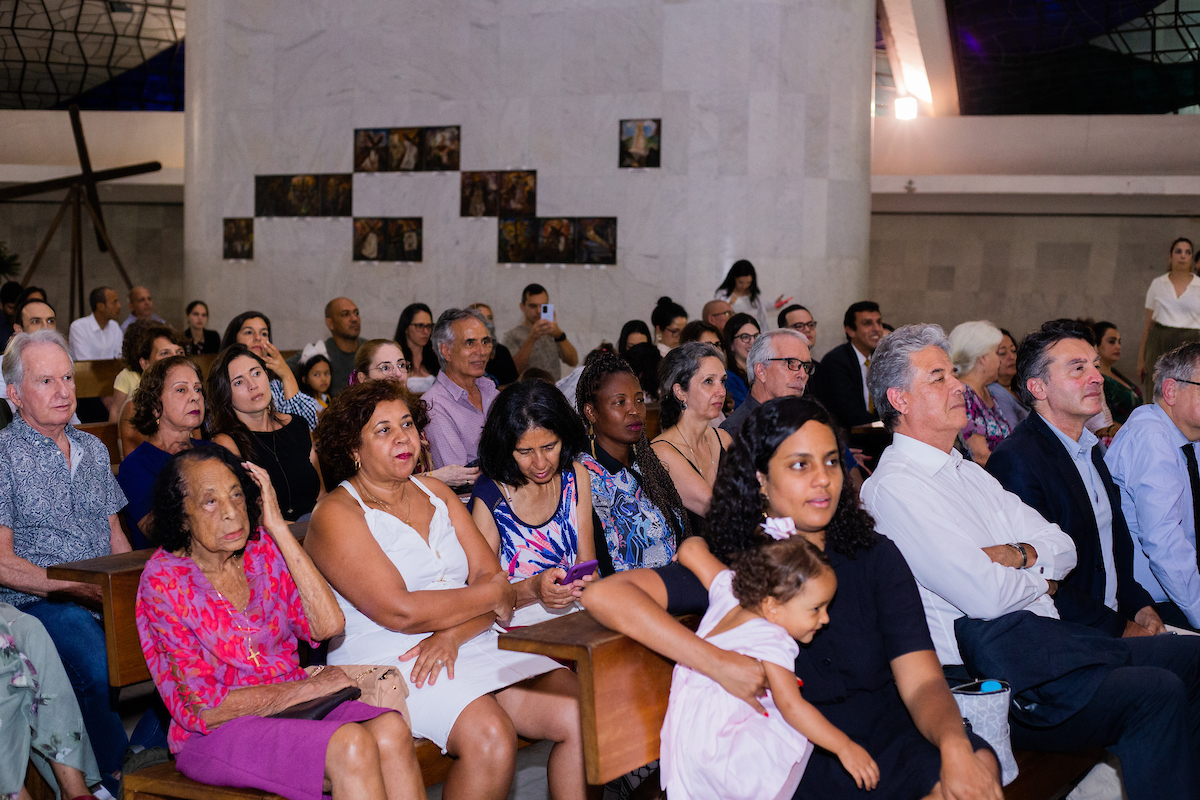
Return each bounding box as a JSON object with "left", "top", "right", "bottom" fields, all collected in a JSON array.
[
  {"left": 853, "top": 344, "right": 868, "bottom": 367},
  {"left": 891, "top": 432, "right": 962, "bottom": 476}
]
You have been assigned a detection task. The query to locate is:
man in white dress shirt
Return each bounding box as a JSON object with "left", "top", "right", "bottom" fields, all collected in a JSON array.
[
  {"left": 67, "top": 286, "right": 122, "bottom": 361},
  {"left": 860, "top": 323, "right": 1200, "bottom": 800}
]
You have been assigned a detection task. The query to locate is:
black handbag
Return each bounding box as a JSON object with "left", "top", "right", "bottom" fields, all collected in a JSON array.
[{"left": 268, "top": 685, "right": 361, "bottom": 720}]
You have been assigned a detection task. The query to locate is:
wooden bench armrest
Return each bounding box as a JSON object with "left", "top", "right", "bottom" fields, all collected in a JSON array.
[{"left": 499, "top": 611, "right": 697, "bottom": 784}]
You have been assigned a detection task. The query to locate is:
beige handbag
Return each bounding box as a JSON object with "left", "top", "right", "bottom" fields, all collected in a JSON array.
[{"left": 307, "top": 664, "right": 410, "bottom": 719}]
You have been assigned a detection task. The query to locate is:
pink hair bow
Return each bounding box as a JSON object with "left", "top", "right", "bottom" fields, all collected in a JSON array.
[{"left": 762, "top": 517, "right": 796, "bottom": 541}]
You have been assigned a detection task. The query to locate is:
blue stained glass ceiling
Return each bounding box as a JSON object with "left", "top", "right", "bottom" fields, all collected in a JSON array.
[{"left": 947, "top": 0, "right": 1200, "bottom": 114}]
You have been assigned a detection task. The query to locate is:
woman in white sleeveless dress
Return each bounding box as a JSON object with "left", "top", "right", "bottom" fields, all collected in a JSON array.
[{"left": 305, "top": 381, "right": 586, "bottom": 800}]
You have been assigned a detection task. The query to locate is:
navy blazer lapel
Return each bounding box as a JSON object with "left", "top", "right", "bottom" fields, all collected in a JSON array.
[{"left": 1029, "top": 414, "right": 1101, "bottom": 548}]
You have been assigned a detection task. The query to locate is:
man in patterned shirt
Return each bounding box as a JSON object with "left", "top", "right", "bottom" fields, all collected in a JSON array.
[{"left": 0, "top": 329, "right": 136, "bottom": 794}]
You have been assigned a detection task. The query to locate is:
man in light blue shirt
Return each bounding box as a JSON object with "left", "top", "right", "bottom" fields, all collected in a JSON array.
[{"left": 1107, "top": 341, "right": 1200, "bottom": 630}]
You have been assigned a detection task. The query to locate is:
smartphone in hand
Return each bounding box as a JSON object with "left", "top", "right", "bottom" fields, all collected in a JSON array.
[
  {"left": 557, "top": 559, "right": 598, "bottom": 584},
  {"left": 541, "top": 303, "right": 555, "bottom": 321}
]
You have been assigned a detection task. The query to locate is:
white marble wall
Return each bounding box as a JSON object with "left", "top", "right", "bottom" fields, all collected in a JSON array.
[{"left": 184, "top": 0, "right": 874, "bottom": 357}]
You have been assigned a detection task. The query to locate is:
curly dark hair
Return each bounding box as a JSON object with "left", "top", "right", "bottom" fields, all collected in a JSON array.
[
  {"left": 313, "top": 379, "right": 428, "bottom": 488},
  {"left": 149, "top": 445, "right": 262, "bottom": 554},
  {"left": 730, "top": 535, "right": 832, "bottom": 609},
  {"left": 393, "top": 303, "right": 440, "bottom": 377},
  {"left": 575, "top": 349, "right": 692, "bottom": 545},
  {"left": 122, "top": 321, "right": 180, "bottom": 373},
  {"left": 206, "top": 344, "right": 280, "bottom": 459},
  {"left": 131, "top": 355, "right": 204, "bottom": 436},
  {"left": 479, "top": 379, "right": 588, "bottom": 488},
  {"left": 707, "top": 396, "right": 877, "bottom": 561}
]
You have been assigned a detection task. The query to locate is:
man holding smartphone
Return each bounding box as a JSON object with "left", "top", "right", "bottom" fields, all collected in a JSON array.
[{"left": 503, "top": 283, "right": 578, "bottom": 380}]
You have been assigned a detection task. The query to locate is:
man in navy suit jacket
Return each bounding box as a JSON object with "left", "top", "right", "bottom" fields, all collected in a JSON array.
[
  {"left": 987, "top": 320, "right": 1164, "bottom": 637},
  {"left": 809, "top": 301, "right": 883, "bottom": 431}
]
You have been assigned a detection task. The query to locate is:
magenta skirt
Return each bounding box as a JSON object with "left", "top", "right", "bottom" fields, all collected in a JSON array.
[{"left": 175, "top": 701, "right": 393, "bottom": 800}]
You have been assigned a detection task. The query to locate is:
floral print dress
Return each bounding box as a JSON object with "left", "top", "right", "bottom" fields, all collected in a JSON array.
[
  {"left": 135, "top": 534, "right": 316, "bottom": 754},
  {"left": 961, "top": 383, "right": 1012, "bottom": 452},
  {"left": 0, "top": 603, "right": 100, "bottom": 798}
]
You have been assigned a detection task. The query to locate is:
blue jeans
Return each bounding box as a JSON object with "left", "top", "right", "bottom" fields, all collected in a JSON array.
[{"left": 23, "top": 599, "right": 129, "bottom": 793}]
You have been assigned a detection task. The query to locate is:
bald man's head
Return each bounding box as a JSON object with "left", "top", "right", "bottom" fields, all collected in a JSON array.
[{"left": 324, "top": 297, "right": 361, "bottom": 341}]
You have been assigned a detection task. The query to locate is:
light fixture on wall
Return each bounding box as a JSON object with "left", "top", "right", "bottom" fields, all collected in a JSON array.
[{"left": 895, "top": 96, "right": 918, "bottom": 120}]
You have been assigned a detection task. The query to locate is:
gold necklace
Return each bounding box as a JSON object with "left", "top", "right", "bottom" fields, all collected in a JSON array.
[
  {"left": 680, "top": 426, "right": 714, "bottom": 475},
  {"left": 357, "top": 479, "right": 412, "bottom": 525}
]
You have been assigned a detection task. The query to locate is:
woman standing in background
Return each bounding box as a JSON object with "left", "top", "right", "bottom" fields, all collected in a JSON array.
[{"left": 1138, "top": 237, "right": 1200, "bottom": 398}]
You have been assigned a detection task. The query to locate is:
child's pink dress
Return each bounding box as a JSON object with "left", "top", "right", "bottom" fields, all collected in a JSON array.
[{"left": 660, "top": 570, "right": 814, "bottom": 800}]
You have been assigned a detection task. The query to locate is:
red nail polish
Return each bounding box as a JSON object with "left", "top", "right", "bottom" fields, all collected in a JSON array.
[{"left": 763, "top": 711, "right": 769, "bottom": 717}]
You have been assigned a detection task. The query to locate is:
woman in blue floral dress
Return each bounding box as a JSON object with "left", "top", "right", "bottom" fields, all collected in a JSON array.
[
  {"left": 1, "top": 603, "right": 101, "bottom": 799},
  {"left": 470, "top": 380, "right": 597, "bottom": 626},
  {"left": 572, "top": 351, "right": 691, "bottom": 575}
]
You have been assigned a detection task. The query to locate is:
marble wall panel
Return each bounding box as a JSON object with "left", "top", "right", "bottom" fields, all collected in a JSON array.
[
  {"left": 185, "top": 0, "right": 874, "bottom": 357},
  {"left": 868, "top": 213, "right": 1200, "bottom": 376}
]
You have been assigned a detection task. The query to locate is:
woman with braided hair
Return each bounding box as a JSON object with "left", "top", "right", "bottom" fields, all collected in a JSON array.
[{"left": 574, "top": 349, "right": 691, "bottom": 575}]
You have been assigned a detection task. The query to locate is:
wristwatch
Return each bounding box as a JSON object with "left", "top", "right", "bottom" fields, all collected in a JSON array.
[
  {"left": 1006, "top": 542, "right": 1029, "bottom": 568},
  {"left": 554, "top": 332, "right": 567, "bottom": 343}
]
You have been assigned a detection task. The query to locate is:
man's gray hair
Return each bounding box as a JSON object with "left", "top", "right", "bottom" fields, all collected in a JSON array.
[
  {"left": 867, "top": 323, "right": 950, "bottom": 432},
  {"left": 745, "top": 328, "right": 808, "bottom": 386},
  {"left": 1154, "top": 342, "right": 1200, "bottom": 401},
  {"left": 431, "top": 308, "right": 489, "bottom": 367},
  {"left": 2, "top": 329, "right": 73, "bottom": 390}
]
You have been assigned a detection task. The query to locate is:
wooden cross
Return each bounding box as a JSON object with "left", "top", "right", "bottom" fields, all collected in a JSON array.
[{"left": 0, "top": 105, "right": 161, "bottom": 321}]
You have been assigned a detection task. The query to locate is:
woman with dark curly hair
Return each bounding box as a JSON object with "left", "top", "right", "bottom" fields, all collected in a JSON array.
[
  {"left": 305, "top": 381, "right": 586, "bottom": 799},
  {"left": 650, "top": 342, "right": 731, "bottom": 533},
  {"left": 583, "top": 396, "right": 1003, "bottom": 800},
  {"left": 469, "top": 379, "right": 597, "bottom": 627},
  {"left": 350, "top": 338, "right": 478, "bottom": 488},
  {"left": 136, "top": 445, "right": 423, "bottom": 799},
  {"left": 117, "top": 355, "right": 207, "bottom": 547},
  {"left": 392, "top": 303, "right": 439, "bottom": 393},
  {"left": 575, "top": 349, "right": 690, "bottom": 575},
  {"left": 208, "top": 344, "right": 322, "bottom": 521}
]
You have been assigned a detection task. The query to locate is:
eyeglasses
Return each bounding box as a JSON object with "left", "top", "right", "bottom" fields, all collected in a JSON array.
[
  {"left": 370, "top": 361, "right": 411, "bottom": 377},
  {"left": 732, "top": 332, "right": 759, "bottom": 344},
  {"left": 1173, "top": 378, "right": 1200, "bottom": 388},
  {"left": 788, "top": 321, "right": 818, "bottom": 332},
  {"left": 409, "top": 323, "right": 433, "bottom": 332},
  {"left": 765, "top": 358, "right": 817, "bottom": 375}
]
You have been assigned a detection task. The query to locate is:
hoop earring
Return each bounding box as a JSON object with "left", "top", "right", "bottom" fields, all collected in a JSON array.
[{"left": 354, "top": 457, "right": 361, "bottom": 472}]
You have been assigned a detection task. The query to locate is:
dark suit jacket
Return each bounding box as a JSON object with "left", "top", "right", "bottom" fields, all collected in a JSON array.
[
  {"left": 987, "top": 413, "right": 1155, "bottom": 636},
  {"left": 810, "top": 342, "right": 877, "bottom": 430}
]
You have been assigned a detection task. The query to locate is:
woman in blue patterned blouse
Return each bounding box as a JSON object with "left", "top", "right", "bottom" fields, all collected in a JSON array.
[
  {"left": 470, "top": 379, "right": 597, "bottom": 626},
  {"left": 573, "top": 350, "right": 691, "bottom": 575}
]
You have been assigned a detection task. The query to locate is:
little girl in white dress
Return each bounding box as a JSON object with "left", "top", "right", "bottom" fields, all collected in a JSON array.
[{"left": 660, "top": 519, "right": 880, "bottom": 800}]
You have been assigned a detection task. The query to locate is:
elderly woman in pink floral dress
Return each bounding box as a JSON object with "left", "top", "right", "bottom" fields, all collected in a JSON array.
[{"left": 135, "top": 445, "right": 424, "bottom": 800}]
